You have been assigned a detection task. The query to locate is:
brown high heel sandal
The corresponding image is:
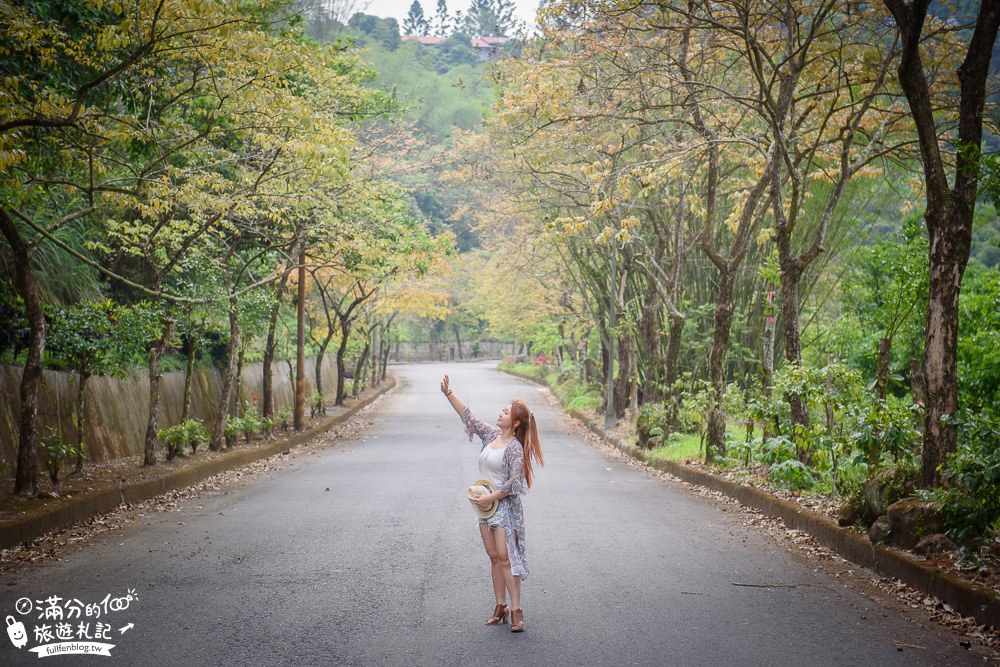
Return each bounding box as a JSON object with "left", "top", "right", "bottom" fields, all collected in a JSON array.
[
  {"left": 485, "top": 603, "right": 509, "bottom": 625},
  {"left": 510, "top": 608, "right": 524, "bottom": 632}
]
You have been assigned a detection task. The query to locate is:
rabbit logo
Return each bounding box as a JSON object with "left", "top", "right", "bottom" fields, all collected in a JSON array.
[{"left": 6, "top": 615, "right": 27, "bottom": 649}]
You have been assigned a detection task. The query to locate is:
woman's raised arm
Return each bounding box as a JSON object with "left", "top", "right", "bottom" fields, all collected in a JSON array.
[{"left": 440, "top": 374, "right": 466, "bottom": 416}]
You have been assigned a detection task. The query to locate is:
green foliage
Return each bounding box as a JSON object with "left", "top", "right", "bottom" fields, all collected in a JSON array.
[
  {"left": 310, "top": 391, "right": 325, "bottom": 417},
  {"left": 499, "top": 361, "right": 602, "bottom": 415},
  {"left": 184, "top": 419, "right": 209, "bottom": 453},
  {"left": 43, "top": 428, "right": 83, "bottom": 485},
  {"left": 361, "top": 41, "right": 496, "bottom": 139},
  {"left": 636, "top": 401, "right": 669, "bottom": 448},
  {"left": 932, "top": 411, "right": 1000, "bottom": 543},
  {"left": 276, "top": 407, "right": 294, "bottom": 431},
  {"left": 759, "top": 435, "right": 797, "bottom": 464},
  {"left": 675, "top": 378, "right": 710, "bottom": 436},
  {"left": 224, "top": 416, "right": 242, "bottom": 443},
  {"left": 768, "top": 459, "right": 815, "bottom": 491},
  {"left": 158, "top": 419, "right": 209, "bottom": 460},
  {"left": 158, "top": 423, "right": 187, "bottom": 461},
  {"left": 731, "top": 359, "right": 923, "bottom": 499},
  {"left": 46, "top": 300, "right": 151, "bottom": 375},
  {"left": 240, "top": 402, "right": 264, "bottom": 441},
  {"left": 957, "top": 263, "right": 1000, "bottom": 418},
  {"left": 348, "top": 13, "right": 401, "bottom": 50}
]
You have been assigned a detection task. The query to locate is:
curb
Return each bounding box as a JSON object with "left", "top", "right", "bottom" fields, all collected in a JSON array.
[
  {"left": 0, "top": 376, "right": 395, "bottom": 550},
  {"left": 502, "top": 367, "right": 1000, "bottom": 629}
]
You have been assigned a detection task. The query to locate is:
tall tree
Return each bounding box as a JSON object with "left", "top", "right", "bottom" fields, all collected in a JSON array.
[
  {"left": 881, "top": 0, "right": 1000, "bottom": 487},
  {"left": 403, "top": 0, "right": 431, "bottom": 36},
  {"left": 433, "top": 0, "right": 452, "bottom": 36},
  {"left": 463, "top": 0, "right": 517, "bottom": 36}
]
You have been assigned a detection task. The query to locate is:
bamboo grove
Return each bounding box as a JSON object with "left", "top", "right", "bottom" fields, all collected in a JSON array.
[{"left": 0, "top": 0, "right": 452, "bottom": 496}]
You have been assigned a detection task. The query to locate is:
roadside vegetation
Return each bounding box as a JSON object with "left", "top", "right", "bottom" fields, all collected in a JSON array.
[{"left": 2, "top": 0, "right": 998, "bottom": 568}]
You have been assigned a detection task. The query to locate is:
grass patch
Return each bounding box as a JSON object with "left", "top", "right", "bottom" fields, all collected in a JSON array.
[
  {"left": 647, "top": 432, "right": 703, "bottom": 461},
  {"left": 500, "top": 361, "right": 602, "bottom": 414},
  {"left": 647, "top": 425, "right": 750, "bottom": 462}
]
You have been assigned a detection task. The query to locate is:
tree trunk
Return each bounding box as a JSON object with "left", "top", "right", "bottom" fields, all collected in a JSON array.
[
  {"left": 73, "top": 371, "right": 90, "bottom": 474},
  {"left": 380, "top": 339, "right": 391, "bottom": 383},
  {"left": 235, "top": 341, "right": 246, "bottom": 415},
  {"left": 453, "top": 324, "right": 463, "bottom": 360},
  {"left": 761, "top": 313, "right": 776, "bottom": 444},
  {"left": 604, "top": 249, "right": 618, "bottom": 429},
  {"left": 211, "top": 305, "right": 240, "bottom": 451},
  {"left": 144, "top": 318, "right": 176, "bottom": 466},
  {"left": 706, "top": 270, "right": 736, "bottom": 462},
  {"left": 262, "top": 274, "right": 289, "bottom": 422},
  {"left": 603, "top": 336, "right": 616, "bottom": 429},
  {"left": 778, "top": 258, "right": 811, "bottom": 455},
  {"left": 314, "top": 328, "right": 336, "bottom": 408},
  {"left": 663, "top": 312, "right": 685, "bottom": 431},
  {"left": 1, "top": 211, "right": 43, "bottom": 496},
  {"left": 910, "top": 357, "right": 925, "bottom": 405},
  {"left": 295, "top": 246, "right": 306, "bottom": 430},
  {"left": 352, "top": 338, "right": 370, "bottom": 398},
  {"left": 922, "top": 212, "right": 966, "bottom": 486},
  {"left": 639, "top": 287, "right": 663, "bottom": 402},
  {"left": 881, "top": 0, "right": 1000, "bottom": 487},
  {"left": 613, "top": 329, "right": 631, "bottom": 420},
  {"left": 875, "top": 337, "right": 892, "bottom": 401},
  {"left": 628, "top": 338, "right": 638, "bottom": 414},
  {"left": 182, "top": 336, "right": 197, "bottom": 422},
  {"left": 371, "top": 324, "right": 379, "bottom": 387},
  {"left": 335, "top": 316, "right": 352, "bottom": 406}
]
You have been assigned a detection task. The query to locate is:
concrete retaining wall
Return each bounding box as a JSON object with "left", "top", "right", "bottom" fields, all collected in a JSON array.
[{"left": 0, "top": 357, "right": 338, "bottom": 465}]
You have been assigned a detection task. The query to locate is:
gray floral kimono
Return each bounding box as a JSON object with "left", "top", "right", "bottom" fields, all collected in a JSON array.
[{"left": 461, "top": 406, "right": 529, "bottom": 579}]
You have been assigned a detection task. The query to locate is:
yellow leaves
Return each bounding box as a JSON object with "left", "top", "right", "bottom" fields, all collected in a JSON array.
[
  {"left": 755, "top": 227, "right": 775, "bottom": 246},
  {"left": 590, "top": 198, "right": 613, "bottom": 217}
]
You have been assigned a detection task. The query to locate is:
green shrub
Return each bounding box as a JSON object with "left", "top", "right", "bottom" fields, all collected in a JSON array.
[
  {"left": 43, "top": 428, "right": 83, "bottom": 485},
  {"left": 184, "top": 419, "right": 208, "bottom": 454},
  {"left": 240, "top": 402, "right": 262, "bottom": 441},
  {"left": 158, "top": 423, "right": 186, "bottom": 461},
  {"left": 310, "top": 391, "right": 325, "bottom": 417},
  {"left": 636, "top": 402, "right": 670, "bottom": 448},
  {"left": 843, "top": 397, "right": 922, "bottom": 466},
  {"left": 159, "top": 419, "right": 208, "bottom": 459},
  {"left": 759, "top": 435, "right": 796, "bottom": 464},
  {"left": 276, "top": 407, "right": 293, "bottom": 431},
  {"left": 675, "top": 380, "right": 710, "bottom": 435},
  {"left": 224, "top": 416, "right": 241, "bottom": 447},
  {"left": 769, "top": 459, "right": 815, "bottom": 491},
  {"left": 932, "top": 411, "right": 1000, "bottom": 543}
]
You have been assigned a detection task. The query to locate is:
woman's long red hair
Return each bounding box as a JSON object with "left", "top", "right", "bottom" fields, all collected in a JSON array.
[{"left": 511, "top": 399, "right": 544, "bottom": 488}]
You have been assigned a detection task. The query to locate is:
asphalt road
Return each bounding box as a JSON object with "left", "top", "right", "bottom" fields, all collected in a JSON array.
[{"left": 0, "top": 362, "right": 985, "bottom": 666}]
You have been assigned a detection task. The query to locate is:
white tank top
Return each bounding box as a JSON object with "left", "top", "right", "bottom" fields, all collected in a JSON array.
[{"left": 479, "top": 444, "right": 505, "bottom": 488}]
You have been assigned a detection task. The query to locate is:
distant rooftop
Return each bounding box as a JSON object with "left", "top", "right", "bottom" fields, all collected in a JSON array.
[
  {"left": 400, "top": 35, "right": 510, "bottom": 48},
  {"left": 400, "top": 35, "right": 446, "bottom": 45}
]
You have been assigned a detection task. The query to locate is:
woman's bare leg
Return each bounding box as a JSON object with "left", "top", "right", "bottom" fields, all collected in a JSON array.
[
  {"left": 491, "top": 526, "right": 521, "bottom": 611},
  {"left": 480, "top": 523, "right": 506, "bottom": 606}
]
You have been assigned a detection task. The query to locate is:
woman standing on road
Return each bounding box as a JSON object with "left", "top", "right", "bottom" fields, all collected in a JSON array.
[{"left": 440, "top": 374, "right": 544, "bottom": 633}]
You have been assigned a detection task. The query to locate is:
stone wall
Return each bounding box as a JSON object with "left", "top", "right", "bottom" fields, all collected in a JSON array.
[{"left": 0, "top": 357, "right": 337, "bottom": 465}]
